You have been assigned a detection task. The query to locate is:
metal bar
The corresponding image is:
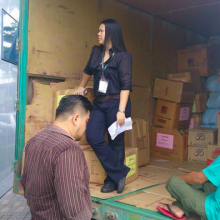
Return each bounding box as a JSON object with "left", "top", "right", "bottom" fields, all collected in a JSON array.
[{"left": 13, "top": 0, "right": 28, "bottom": 194}]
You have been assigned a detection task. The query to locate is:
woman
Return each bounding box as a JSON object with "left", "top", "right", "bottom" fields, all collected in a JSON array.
[{"left": 77, "top": 19, "right": 132, "bottom": 194}]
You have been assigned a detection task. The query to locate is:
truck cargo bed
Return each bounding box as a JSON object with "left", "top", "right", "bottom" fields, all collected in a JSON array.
[{"left": 91, "top": 158, "right": 206, "bottom": 220}]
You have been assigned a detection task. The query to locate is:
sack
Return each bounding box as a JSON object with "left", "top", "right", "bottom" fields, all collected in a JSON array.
[
  {"left": 207, "top": 92, "right": 220, "bottom": 109},
  {"left": 205, "top": 74, "right": 220, "bottom": 92},
  {"left": 203, "top": 109, "right": 220, "bottom": 125},
  {"left": 200, "top": 124, "right": 217, "bottom": 129}
]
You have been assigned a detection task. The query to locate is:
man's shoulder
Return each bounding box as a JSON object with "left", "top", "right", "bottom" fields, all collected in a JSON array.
[{"left": 26, "top": 128, "right": 78, "bottom": 153}]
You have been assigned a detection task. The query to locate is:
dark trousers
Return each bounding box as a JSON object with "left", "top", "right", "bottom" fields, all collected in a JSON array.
[{"left": 86, "top": 98, "right": 131, "bottom": 185}]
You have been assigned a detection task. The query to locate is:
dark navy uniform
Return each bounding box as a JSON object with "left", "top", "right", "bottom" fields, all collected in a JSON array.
[{"left": 84, "top": 45, "right": 132, "bottom": 186}]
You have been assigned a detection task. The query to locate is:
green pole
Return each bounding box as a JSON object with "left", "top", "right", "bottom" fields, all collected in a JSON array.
[{"left": 13, "top": 0, "right": 28, "bottom": 194}]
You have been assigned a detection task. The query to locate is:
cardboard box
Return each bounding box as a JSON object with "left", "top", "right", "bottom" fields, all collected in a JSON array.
[
  {"left": 125, "top": 118, "right": 150, "bottom": 167},
  {"left": 189, "top": 114, "right": 203, "bottom": 129},
  {"left": 192, "top": 93, "right": 208, "bottom": 113},
  {"left": 177, "top": 45, "right": 219, "bottom": 76},
  {"left": 207, "top": 145, "right": 220, "bottom": 165},
  {"left": 218, "top": 129, "right": 220, "bottom": 146},
  {"left": 84, "top": 148, "right": 138, "bottom": 185},
  {"left": 154, "top": 99, "right": 192, "bottom": 129},
  {"left": 217, "top": 111, "right": 220, "bottom": 128},
  {"left": 53, "top": 88, "right": 94, "bottom": 145},
  {"left": 167, "top": 71, "right": 203, "bottom": 94},
  {"left": 152, "top": 127, "right": 188, "bottom": 161},
  {"left": 188, "top": 128, "right": 217, "bottom": 147},
  {"left": 188, "top": 146, "right": 207, "bottom": 163},
  {"left": 153, "top": 79, "right": 195, "bottom": 103}
]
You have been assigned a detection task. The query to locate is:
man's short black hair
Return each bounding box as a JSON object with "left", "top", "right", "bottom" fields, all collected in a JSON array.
[{"left": 55, "top": 95, "right": 93, "bottom": 120}]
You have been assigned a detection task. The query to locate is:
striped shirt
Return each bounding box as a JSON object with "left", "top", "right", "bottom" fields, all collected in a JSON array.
[{"left": 21, "top": 125, "right": 92, "bottom": 220}]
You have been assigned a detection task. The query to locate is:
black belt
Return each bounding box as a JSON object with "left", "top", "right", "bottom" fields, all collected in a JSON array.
[{"left": 95, "top": 94, "right": 120, "bottom": 102}]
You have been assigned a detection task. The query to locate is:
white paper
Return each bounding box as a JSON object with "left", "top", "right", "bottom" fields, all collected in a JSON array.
[{"left": 108, "top": 117, "right": 133, "bottom": 140}]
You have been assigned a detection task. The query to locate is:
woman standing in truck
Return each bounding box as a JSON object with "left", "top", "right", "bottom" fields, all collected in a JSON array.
[{"left": 76, "top": 19, "right": 132, "bottom": 194}]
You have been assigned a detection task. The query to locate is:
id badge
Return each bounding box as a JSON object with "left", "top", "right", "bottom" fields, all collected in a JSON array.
[{"left": 98, "top": 78, "right": 109, "bottom": 93}]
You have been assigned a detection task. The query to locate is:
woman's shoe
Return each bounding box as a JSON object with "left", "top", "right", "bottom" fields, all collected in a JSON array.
[
  {"left": 101, "top": 184, "right": 117, "bottom": 193},
  {"left": 117, "top": 177, "right": 126, "bottom": 194}
]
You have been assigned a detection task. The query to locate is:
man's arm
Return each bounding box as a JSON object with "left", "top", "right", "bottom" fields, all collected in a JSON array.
[
  {"left": 54, "top": 147, "right": 92, "bottom": 220},
  {"left": 180, "top": 171, "right": 208, "bottom": 185}
]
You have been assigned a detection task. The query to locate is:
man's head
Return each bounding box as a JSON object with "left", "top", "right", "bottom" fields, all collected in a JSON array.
[{"left": 54, "top": 95, "right": 93, "bottom": 141}]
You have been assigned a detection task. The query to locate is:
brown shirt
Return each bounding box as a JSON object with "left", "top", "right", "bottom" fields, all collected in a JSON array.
[{"left": 21, "top": 125, "right": 92, "bottom": 220}]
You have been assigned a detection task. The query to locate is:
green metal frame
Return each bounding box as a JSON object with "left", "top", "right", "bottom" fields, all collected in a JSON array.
[
  {"left": 13, "top": 0, "right": 28, "bottom": 194},
  {"left": 91, "top": 185, "right": 170, "bottom": 220}
]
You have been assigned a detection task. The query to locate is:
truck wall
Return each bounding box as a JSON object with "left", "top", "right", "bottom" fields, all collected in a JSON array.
[{"left": 27, "top": 0, "right": 207, "bottom": 121}]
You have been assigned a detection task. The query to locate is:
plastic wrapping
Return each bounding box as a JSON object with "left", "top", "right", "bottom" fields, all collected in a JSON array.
[
  {"left": 200, "top": 124, "right": 217, "bottom": 129},
  {"left": 203, "top": 109, "right": 220, "bottom": 125},
  {"left": 207, "top": 92, "right": 220, "bottom": 109},
  {"left": 205, "top": 74, "right": 220, "bottom": 92}
]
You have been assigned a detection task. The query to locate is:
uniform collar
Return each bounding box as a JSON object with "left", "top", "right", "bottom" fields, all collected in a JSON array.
[{"left": 109, "top": 48, "right": 115, "bottom": 55}]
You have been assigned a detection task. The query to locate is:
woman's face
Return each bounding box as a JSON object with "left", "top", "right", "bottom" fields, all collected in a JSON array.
[{"left": 98, "top": 24, "right": 105, "bottom": 45}]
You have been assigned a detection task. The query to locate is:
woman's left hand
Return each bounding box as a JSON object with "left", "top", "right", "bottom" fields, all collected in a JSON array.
[{"left": 117, "top": 112, "right": 125, "bottom": 126}]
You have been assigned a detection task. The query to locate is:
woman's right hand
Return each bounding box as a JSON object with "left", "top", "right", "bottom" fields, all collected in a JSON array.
[{"left": 75, "top": 86, "right": 87, "bottom": 95}]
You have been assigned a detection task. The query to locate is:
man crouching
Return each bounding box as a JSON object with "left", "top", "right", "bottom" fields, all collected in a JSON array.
[{"left": 22, "top": 95, "right": 93, "bottom": 220}]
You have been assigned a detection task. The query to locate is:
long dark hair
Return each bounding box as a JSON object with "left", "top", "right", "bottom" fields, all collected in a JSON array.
[{"left": 101, "top": 19, "right": 127, "bottom": 52}]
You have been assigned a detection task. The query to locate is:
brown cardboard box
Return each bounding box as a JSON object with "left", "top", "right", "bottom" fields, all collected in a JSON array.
[
  {"left": 192, "top": 93, "right": 208, "bottom": 113},
  {"left": 217, "top": 111, "right": 220, "bottom": 128},
  {"left": 177, "top": 45, "right": 219, "bottom": 76},
  {"left": 125, "top": 118, "right": 150, "bottom": 167},
  {"left": 188, "top": 128, "right": 217, "bottom": 147},
  {"left": 84, "top": 148, "right": 138, "bottom": 185},
  {"left": 207, "top": 145, "right": 220, "bottom": 165},
  {"left": 188, "top": 146, "right": 207, "bottom": 163},
  {"left": 189, "top": 114, "right": 203, "bottom": 129},
  {"left": 152, "top": 127, "right": 188, "bottom": 161},
  {"left": 154, "top": 99, "right": 192, "bottom": 129},
  {"left": 53, "top": 88, "right": 94, "bottom": 145},
  {"left": 167, "top": 71, "right": 203, "bottom": 94},
  {"left": 153, "top": 79, "right": 195, "bottom": 103}
]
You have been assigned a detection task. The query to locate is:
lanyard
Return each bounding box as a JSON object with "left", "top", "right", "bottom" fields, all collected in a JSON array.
[{"left": 101, "top": 52, "right": 115, "bottom": 78}]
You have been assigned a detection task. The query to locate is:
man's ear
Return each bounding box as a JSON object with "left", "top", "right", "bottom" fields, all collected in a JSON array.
[{"left": 72, "top": 114, "right": 80, "bottom": 126}]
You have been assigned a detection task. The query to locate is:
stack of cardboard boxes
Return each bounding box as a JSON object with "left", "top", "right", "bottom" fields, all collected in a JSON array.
[
  {"left": 188, "top": 128, "right": 218, "bottom": 162},
  {"left": 152, "top": 43, "right": 220, "bottom": 163},
  {"left": 206, "top": 112, "right": 220, "bottom": 165},
  {"left": 124, "top": 118, "right": 150, "bottom": 167},
  {"left": 152, "top": 78, "right": 195, "bottom": 161},
  {"left": 167, "top": 72, "right": 207, "bottom": 129}
]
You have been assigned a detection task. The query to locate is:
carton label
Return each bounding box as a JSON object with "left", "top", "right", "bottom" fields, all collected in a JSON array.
[
  {"left": 126, "top": 154, "right": 136, "bottom": 178},
  {"left": 209, "top": 147, "right": 220, "bottom": 160},
  {"left": 189, "top": 118, "right": 194, "bottom": 129},
  {"left": 188, "top": 147, "right": 207, "bottom": 162},
  {"left": 194, "top": 148, "right": 205, "bottom": 157},
  {"left": 156, "top": 133, "right": 174, "bottom": 149},
  {"left": 179, "top": 107, "right": 190, "bottom": 121}
]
